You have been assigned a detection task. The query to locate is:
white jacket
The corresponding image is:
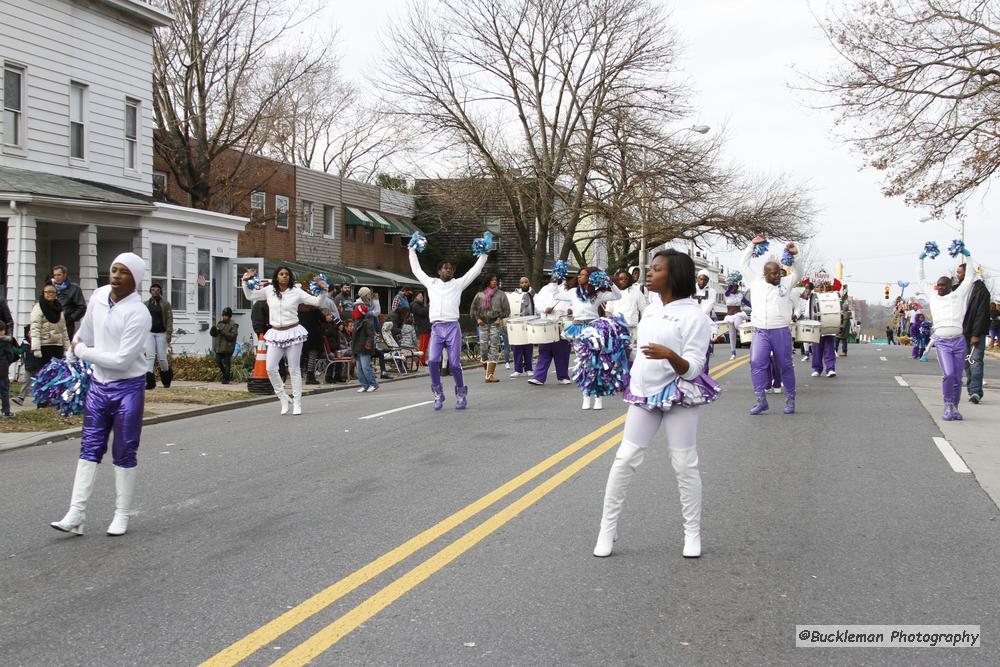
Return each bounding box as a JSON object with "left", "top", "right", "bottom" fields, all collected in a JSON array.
[
  {"left": 741, "top": 245, "right": 800, "bottom": 329},
  {"left": 553, "top": 284, "right": 621, "bottom": 321},
  {"left": 917, "top": 255, "right": 979, "bottom": 338},
  {"left": 74, "top": 286, "right": 152, "bottom": 383},
  {"left": 242, "top": 283, "right": 332, "bottom": 328},
  {"left": 629, "top": 297, "right": 711, "bottom": 397},
  {"left": 533, "top": 283, "right": 570, "bottom": 321},
  {"left": 409, "top": 249, "right": 487, "bottom": 323},
  {"left": 693, "top": 285, "right": 717, "bottom": 318},
  {"left": 604, "top": 284, "right": 647, "bottom": 327}
]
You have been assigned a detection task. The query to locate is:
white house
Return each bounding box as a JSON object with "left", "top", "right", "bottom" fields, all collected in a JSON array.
[{"left": 1, "top": 0, "right": 246, "bottom": 353}]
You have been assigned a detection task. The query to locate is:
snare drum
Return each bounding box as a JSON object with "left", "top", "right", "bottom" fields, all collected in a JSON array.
[
  {"left": 738, "top": 322, "right": 755, "bottom": 345},
  {"left": 505, "top": 316, "right": 534, "bottom": 346},
  {"left": 524, "top": 318, "right": 560, "bottom": 344},
  {"left": 794, "top": 319, "right": 822, "bottom": 344},
  {"left": 816, "top": 292, "right": 843, "bottom": 336}
]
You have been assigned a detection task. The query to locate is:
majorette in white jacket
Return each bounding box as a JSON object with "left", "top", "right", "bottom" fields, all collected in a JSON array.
[{"left": 242, "top": 283, "right": 332, "bottom": 328}]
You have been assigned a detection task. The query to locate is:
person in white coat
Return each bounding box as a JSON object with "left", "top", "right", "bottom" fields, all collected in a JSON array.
[
  {"left": 241, "top": 266, "right": 330, "bottom": 415},
  {"left": 605, "top": 270, "right": 647, "bottom": 346},
  {"left": 593, "top": 249, "right": 719, "bottom": 559}
]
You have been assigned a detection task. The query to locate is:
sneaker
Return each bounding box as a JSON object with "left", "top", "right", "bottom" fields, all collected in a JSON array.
[
  {"left": 810, "top": 371, "right": 820, "bottom": 377},
  {"left": 826, "top": 370, "right": 836, "bottom": 378},
  {"left": 527, "top": 378, "right": 543, "bottom": 386},
  {"left": 969, "top": 393, "right": 982, "bottom": 404},
  {"left": 505, "top": 362, "right": 510, "bottom": 369},
  {"left": 801, "top": 356, "right": 809, "bottom": 362},
  {"left": 510, "top": 371, "right": 521, "bottom": 378},
  {"left": 357, "top": 387, "right": 367, "bottom": 393},
  {"left": 366, "top": 386, "right": 378, "bottom": 392},
  {"left": 1, "top": 413, "right": 14, "bottom": 419},
  {"left": 730, "top": 352, "right": 737, "bottom": 360},
  {"left": 771, "top": 387, "right": 783, "bottom": 394},
  {"left": 559, "top": 379, "right": 573, "bottom": 385}
]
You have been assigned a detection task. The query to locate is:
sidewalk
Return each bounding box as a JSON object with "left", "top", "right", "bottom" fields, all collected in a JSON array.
[
  {"left": 0, "top": 361, "right": 488, "bottom": 453},
  {"left": 903, "top": 373, "right": 1000, "bottom": 510}
]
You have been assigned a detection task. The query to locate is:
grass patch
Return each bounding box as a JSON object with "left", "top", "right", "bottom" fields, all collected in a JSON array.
[
  {"left": 0, "top": 408, "right": 83, "bottom": 432},
  {"left": 145, "top": 387, "right": 255, "bottom": 405}
]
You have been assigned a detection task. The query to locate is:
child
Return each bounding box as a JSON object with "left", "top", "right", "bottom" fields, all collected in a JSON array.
[
  {"left": 910, "top": 312, "right": 928, "bottom": 360},
  {"left": 0, "top": 322, "right": 16, "bottom": 417}
]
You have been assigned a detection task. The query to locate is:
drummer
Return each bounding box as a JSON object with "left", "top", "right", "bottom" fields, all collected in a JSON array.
[
  {"left": 509, "top": 276, "right": 536, "bottom": 378},
  {"left": 741, "top": 235, "right": 799, "bottom": 415},
  {"left": 794, "top": 281, "right": 814, "bottom": 362},
  {"left": 694, "top": 270, "right": 717, "bottom": 371},
  {"left": 720, "top": 272, "right": 747, "bottom": 360},
  {"left": 528, "top": 263, "right": 573, "bottom": 387},
  {"left": 808, "top": 278, "right": 841, "bottom": 378}
]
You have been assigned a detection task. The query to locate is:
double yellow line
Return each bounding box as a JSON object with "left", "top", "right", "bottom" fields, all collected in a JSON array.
[{"left": 203, "top": 354, "right": 750, "bottom": 666}]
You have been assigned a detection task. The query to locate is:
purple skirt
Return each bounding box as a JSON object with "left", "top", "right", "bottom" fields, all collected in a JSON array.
[{"left": 624, "top": 372, "right": 721, "bottom": 411}]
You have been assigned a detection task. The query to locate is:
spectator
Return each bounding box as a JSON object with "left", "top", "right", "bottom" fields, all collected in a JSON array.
[
  {"left": 885, "top": 325, "right": 894, "bottom": 345},
  {"left": 0, "top": 295, "right": 13, "bottom": 334},
  {"left": 299, "top": 303, "right": 324, "bottom": 385},
  {"left": 837, "top": 288, "right": 851, "bottom": 356},
  {"left": 0, "top": 321, "right": 16, "bottom": 417},
  {"left": 30, "top": 283, "right": 70, "bottom": 367},
  {"left": 351, "top": 303, "right": 378, "bottom": 392},
  {"left": 471, "top": 274, "right": 510, "bottom": 382},
  {"left": 399, "top": 312, "right": 419, "bottom": 351},
  {"left": 144, "top": 284, "right": 173, "bottom": 389},
  {"left": 357, "top": 287, "right": 392, "bottom": 379},
  {"left": 13, "top": 325, "right": 41, "bottom": 406},
  {"left": 390, "top": 287, "right": 412, "bottom": 315},
  {"left": 410, "top": 291, "right": 431, "bottom": 366},
  {"left": 210, "top": 307, "right": 238, "bottom": 384},
  {"left": 50, "top": 265, "right": 87, "bottom": 338},
  {"left": 990, "top": 302, "right": 1000, "bottom": 350},
  {"left": 957, "top": 263, "right": 990, "bottom": 403},
  {"left": 332, "top": 282, "right": 354, "bottom": 317}
]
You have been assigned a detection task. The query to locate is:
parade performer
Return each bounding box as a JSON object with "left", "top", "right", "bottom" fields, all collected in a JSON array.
[
  {"left": 795, "top": 281, "right": 814, "bottom": 361},
  {"left": 917, "top": 242, "right": 980, "bottom": 420},
  {"left": 910, "top": 312, "right": 930, "bottom": 361},
  {"left": 809, "top": 279, "right": 841, "bottom": 378},
  {"left": 694, "top": 270, "right": 717, "bottom": 371},
  {"left": 241, "top": 266, "right": 330, "bottom": 416},
  {"left": 720, "top": 272, "right": 747, "bottom": 360},
  {"left": 555, "top": 266, "right": 623, "bottom": 410},
  {"left": 740, "top": 235, "right": 799, "bottom": 415},
  {"left": 409, "top": 232, "right": 491, "bottom": 410},
  {"left": 593, "top": 249, "right": 718, "bottom": 559},
  {"left": 528, "top": 263, "right": 573, "bottom": 387},
  {"left": 509, "top": 276, "right": 537, "bottom": 377},
  {"left": 606, "top": 270, "right": 648, "bottom": 346},
  {"left": 51, "top": 253, "right": 151, "bottom": 536}
]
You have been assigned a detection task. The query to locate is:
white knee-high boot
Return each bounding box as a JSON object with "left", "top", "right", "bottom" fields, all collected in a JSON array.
[
  {"left": 581, "top": 393, "right": 593, "bottom": 410},
  {"left": 290, "top": 368, "right": 303, "bottom": 415},
  {"left": 51, "top": 459, "right": 98, "bottom": 535},
  {"left": 267, "top": 369, "right": 290, "bottom": 415},
  {"left": 670, "top": 447, "right": 702, "bottom": 558},
  {"left": 106, "top": 466, "right": 137, "bottom": 536},
  {"left": 593, "top": 440, "right": 645, "bottom": 557}
]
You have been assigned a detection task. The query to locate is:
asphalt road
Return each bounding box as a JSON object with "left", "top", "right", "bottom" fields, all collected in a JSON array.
[{"left": 1, "top": 345, "right": 997, "bottom": 666}]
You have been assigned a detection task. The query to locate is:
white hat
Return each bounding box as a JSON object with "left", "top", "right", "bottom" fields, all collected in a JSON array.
[
  {"left": 112, "top": 252, "right": 145, "bottom": 287},
  {"left": 357, "top": 286, "right": 372, "bottom": 299},
  {"left": 697, "top": 269, "right": 711, "bottom": 279}
]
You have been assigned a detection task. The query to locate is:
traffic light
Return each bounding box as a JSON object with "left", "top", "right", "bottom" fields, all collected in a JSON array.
[{"left": 884, "top": 284, "right": 890, "bottom": 300}]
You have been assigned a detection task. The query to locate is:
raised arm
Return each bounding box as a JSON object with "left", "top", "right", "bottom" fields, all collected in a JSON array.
[
  {"left": 596, "top": 284, "right": 622, "bottom": 305},
  {"left": 242, "top": 281, "right": 268, "bottom": 302},
  {"left": 740, "top": 243, "right": 756, "bottom": 279},
  {"left": 456, "top": 253, "right": 489, "bottom": 291},
  {"left": 408, "top": 248, "right": 433, "bottom": 289},
  {"left": 953, "top": 254, "right": 978, "bottom": 302}
]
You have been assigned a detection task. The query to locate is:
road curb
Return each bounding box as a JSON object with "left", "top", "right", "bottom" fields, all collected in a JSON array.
[{"left": 0, "top": 362, "right": 482, "bottom": 454}]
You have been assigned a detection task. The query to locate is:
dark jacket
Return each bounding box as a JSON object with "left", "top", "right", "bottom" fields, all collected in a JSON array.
[
  {"left": 0, "top": 335, "right": 16, "bottom": 376},
  {"left": 211, "top": 319, "right": 239, "bottom": 355},
  {"left": 0, "top": 299, "right": 14, "bottom": 336},
  {"left": 410, "top": 300, "right": 431, "bottom": 335},
  {"left": 54, "top": 282, "right": 86, "bottom": 336},
  {"left": 351, "top": 317, "right": 375, "bottom": 356},
  {"left": 299, "top": 307, "right": 324, "bottom": 352},
  {"left": 963, "top": 280, "right": 991, "bottom": 338},
  {"left": 251, "top": 300, "right": 270, "bottom": 335},
  {"left": 145, "top": 297, "right": 173, "bottom": 334},
  {"left": 470, "top": 290, "right": 510, "bottom": 322}
]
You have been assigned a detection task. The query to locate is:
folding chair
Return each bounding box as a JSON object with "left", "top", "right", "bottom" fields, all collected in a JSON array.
[{"left": 320, "top": 337, "right": 354, "bottom": 383}]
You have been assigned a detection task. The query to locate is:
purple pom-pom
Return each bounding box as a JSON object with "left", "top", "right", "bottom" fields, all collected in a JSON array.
[
  {"left": 569, "top": 315, "right": 632, "bottom": 397},
  {"left": 781, "top": 248, "right": 795, "bottom": 266},
  {"left": 245, "top": 276, "right": 261, "bottom": 291},
  {"left": 32, "top": 358, "right": 92, "bottom": 417}
]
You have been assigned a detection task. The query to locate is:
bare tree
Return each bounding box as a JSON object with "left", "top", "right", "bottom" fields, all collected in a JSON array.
[
  {"left": 810, "top": 0, "right": 1000, "bottom": 212},
  {"left": 383, "top": 0, "right": 686, "bottom": 287},
  {"left": 152, "top": 0, "right": 330, "bottom": 212}
]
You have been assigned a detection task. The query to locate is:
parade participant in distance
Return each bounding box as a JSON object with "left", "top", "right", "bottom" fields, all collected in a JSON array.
[
  {"left": 693, "top": 269, "right": 717, "bottom": 372},
  {"left": 740, "top": 235, "right": 799, "bottom": 415},
  {"left": 555, "top": 266, "right": 622, "bottom": 410},
  {"left": 409, "top": 234, "right": 491, "bottom": 410},
  {"left": 241, "top": 266, "right": 331, "bottom": 416},
  {"left": 528, "top": 263, "right": 573, "bottom": 387},
  {"left": 916, "top": 242, "right": 980, "bottom": 420},
  {"left": 509, "top": 276, "right": 537, "bottom": 377},
  {"left": 593, "top": 249, "right": 718, "bottom": 559},
  {"left": 909, "top": 311, "right": 929, "bottom": 361},
  {"left": 51, "top": 253, "right": 152, "bottom": 536},
  {"left": 809, "top": 279, "right": 841, "bottom": 378},
  {"left": 720, "top": 272, "right": 748, "bottom": 360},
  {"left": 605, "top": 270, "right": 647, "bottom": 349}
]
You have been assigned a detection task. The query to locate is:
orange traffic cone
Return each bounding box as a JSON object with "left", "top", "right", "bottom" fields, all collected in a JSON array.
[{"left": 247, "top": 333, "right": 272, "bottom": 395}]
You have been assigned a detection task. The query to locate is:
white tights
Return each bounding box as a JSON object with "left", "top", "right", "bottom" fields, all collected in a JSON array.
[
  {"left": 622, "top": 404, "right": 700, "bottom": 450},
  {"left": 266, "top": 342, "right": 303, "bottom": 399}
]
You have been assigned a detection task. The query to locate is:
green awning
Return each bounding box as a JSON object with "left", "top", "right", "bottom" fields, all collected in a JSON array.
[
  {"left": 388, "top": 215, "right": 422, "bottom": 236},
  {"left": 365, "top": 211, "right": 398, "bottom": 233},
  {"left": 262, "top": 259, "right": 353, "bottom": 286},
  {"left": 345, "top": 207, "right": 380, "bottom": 229}
]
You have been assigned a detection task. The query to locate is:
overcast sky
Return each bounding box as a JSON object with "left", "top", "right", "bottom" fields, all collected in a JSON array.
[{"left": 323, "top": 0, "right": 1000, "bottom": 303}]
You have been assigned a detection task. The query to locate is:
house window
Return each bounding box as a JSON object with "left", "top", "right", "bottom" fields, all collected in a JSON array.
[
  {"left": 365, "top": 227, "right": 375, "bottom": 243},
  {"left": 301, "top": 200, "right": 314, "bottom": 233},
  {"left": 3, "top": 64, "right": 24, "bottom": 146},
  {"left": 125, "top": 98, "right": 139, "bottom": 170},
  {"left": 250, "top": 191, "right": 265, "bottom": 223},
  {"left": 384, "top": 230, "right": 394, "bottom": 246},
  {"left": 70, "top": 83, "right": 86, "bottom": 159},
  {"left": 152, "top": 171, "right": 167, "bottom": 199},
  {"left": 275, "top": 195, "right": 289, "bottom": 229},
  {"left": 485, "top": 217, "right": 502, "bottom": 250},
  {"left": 151, "top": 242, "right": 168, "bottom": 300},
  {"left": 197, "top": 249, "right": 211, "bottom": 311},
  {"left": 323, "top": 205, "right": 334, "bottom": 237},
  {"left": 346, "top": 225, "right": 356, "bottom": 241},
  {"left": 171, "top": 245, "right": 187, "bottom": 310},
  {"left": 399, "top": 235, "right": 408, "bottom": 248}
]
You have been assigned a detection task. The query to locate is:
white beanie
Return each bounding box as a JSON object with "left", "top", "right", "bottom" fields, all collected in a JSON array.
[
  {"left": 697, "top": 269, "right": 711, "bottom": 279},
  {"left": 357, "top": 286, "right": 372, "bottom": 299},
  {"left": 112, "top": 252, "right": 146, "bottom": 287}
]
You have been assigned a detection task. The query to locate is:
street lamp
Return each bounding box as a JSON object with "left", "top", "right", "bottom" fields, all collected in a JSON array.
[
  {"left": 918, "top": 213, "right": 965, "bottom": 242},
  {"left": 639, "top": 125, "right": 712, "bottom": 288}
]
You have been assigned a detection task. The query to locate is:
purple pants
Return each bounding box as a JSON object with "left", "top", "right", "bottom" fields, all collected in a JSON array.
[
  {"left": 80, "top": 376, "right": 146, "bottom": 468},
  {"left": 751, "top": 327, "right": 795, "bottom": 397},
  {"left": 428, "top": 321, "right": 465, "bottom": 388},
  {"left": 811, "top": 336, "right": 837, "bottom": 374},
  {"left": 512, "top": 344, "right": 533, "bottom": 373},
  {"left": 531, "top": 340, "right": 571, "bottom": 383},
  {"left": 934, "top": 335, "right": 965, "bottom": 405}
]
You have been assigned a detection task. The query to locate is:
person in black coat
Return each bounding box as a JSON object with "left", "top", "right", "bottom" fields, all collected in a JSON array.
[
  {"left": 299, "top": 304, "right": 325, "bottom": 384},
  {"left": 957, "top": 262, "right": 991, "bottom": 402},
  {"left": 51, "top": 265, "right": 87, "bottom": 338}
]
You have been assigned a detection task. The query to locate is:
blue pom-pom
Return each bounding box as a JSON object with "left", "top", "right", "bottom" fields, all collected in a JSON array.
[
  {"left": 472, "top": 231, "right": 494, "bottom": 257},
  {"left": 32, "top": 358, "right": 92, "bottom": 417},
  {"left": 781, "top": 248, "right": 795, "bottom": 266},
  {"left": 751, "top": 240, "right": 770, "bottom": 258},
  {"left": 245, "top": 276, "right": 261, "bottom": 291},
  {"left": 408, "top": 232, "right": 427, "bottom": 253},
  {"left": 947, "top": 239, "right": 968, "bottom": 258},
  {"left": 307, "top": 273, "right": 329, "bottom": 296},
  {"left": 551, "top": 260, "right": 569, "bottom": 280},
  {"left": 588, "top": 270, "right": 612, "bottom": 290},
  {"left": 922, "top": 241, "right": 940, "bottom": 260},
  {"left": 726, "top": 271, "right": 742, "bottom": 287}
]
